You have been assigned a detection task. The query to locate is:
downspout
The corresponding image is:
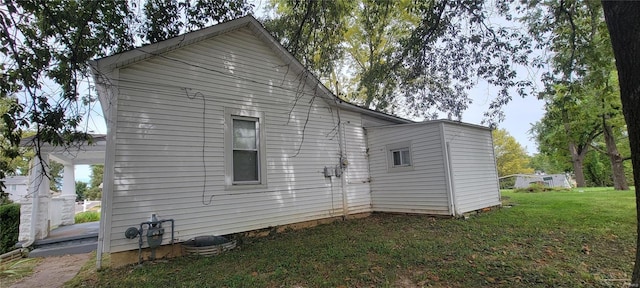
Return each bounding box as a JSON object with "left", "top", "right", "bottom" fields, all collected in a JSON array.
[
  {"left": 489, "top": 129, "right": 502, "bottom": 205},
  {"left": 94, "top": 65, "right": 118, "bottom": 270},
  {"left": 439, "top": 123, "right": 457, "bottom": 217},
  {"left": 445, "top": 142, "right": 458, "bottom": 216},
  {"left": 336, "top": 107, "right": 348, "bottom": 217}
]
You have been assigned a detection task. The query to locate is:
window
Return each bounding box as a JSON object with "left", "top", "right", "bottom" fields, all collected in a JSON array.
[
  {"left": 386, "top": 141, "right": 414, "bottom": 172},
  {"left": 9, "top": 184, "right": 16, "bottom": 191},
  {"left": 391, "top": 148, "right": 411, "bottom": 167},
  {"left": 232, "top": 117, "right": 259, "bottom": 183},
  {"left": 225, "top": 108, "right": 266, "bottom": 188}
]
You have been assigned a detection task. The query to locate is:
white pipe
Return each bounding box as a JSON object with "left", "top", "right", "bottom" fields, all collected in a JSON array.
[
  {"left": 336, "top": 108, "right": 348, "bottom": 217},
  {"left": 445, "top": 142, "right": 458, "bottom": 216}
]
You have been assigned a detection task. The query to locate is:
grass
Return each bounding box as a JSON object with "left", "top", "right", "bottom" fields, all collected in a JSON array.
[
  {"left": 67, "top": 187, "right": 636, "bottom": 287},
  {"left": 0, "top": 258, "right": 40, "bottom": 286},
  {"left": 75, "top": 211, "right": 100, "bottom": 223}
]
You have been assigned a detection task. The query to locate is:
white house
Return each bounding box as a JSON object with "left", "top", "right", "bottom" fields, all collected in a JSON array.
[
  {"left": 70, "top": 15, "right": 500, "bottom": 267},
  {"left": 513, "top": 174, "right": 572, "bottom": 189},
  {"left": 4, "top": 175, "right": 28, "bottom": 202}
]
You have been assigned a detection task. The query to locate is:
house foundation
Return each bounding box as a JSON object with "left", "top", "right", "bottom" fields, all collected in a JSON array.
[{"left": 107, "top": 212, "right": 372, "bottom": 268}]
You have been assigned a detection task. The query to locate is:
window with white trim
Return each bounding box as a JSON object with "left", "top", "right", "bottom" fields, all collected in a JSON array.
[
  {"left": 225, "top": 108, "right": 266, "bottom": 188},
  {"left": 232, "top": 117, "right": 260, "bottom": 183},
  {"left": 391, "top": 148, "right": 411, "bottom": 167},
  {"left": 386, "top": 141, "right": 414, "bottom": 172}
]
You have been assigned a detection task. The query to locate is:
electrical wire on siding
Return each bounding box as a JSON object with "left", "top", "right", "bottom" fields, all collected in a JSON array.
[{"left": 183, "top": 88, "right": 213, "bottom": 206}]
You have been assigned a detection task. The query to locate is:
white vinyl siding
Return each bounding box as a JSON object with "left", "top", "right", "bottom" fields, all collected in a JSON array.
[
  {"left": 367, "top": 121, "right": 500, "bottom": 216},
  {"left": 340, "top": 113, "right": 373, "bottom": 214},
  {"left": 442, "top": 123, "right": 500, "bottom": 213},
  {"left": 367, "top": 124, "right": 450, "bottom": 215},
  {"left": 106, "top": 27, "right": 353, "bottom": 253}
]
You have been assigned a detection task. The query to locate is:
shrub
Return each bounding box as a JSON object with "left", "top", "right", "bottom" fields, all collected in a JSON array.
[
  {"left": 499, "top": 177, "right": 516, "bottom": 189},
  {"left": 75, "top": 211, "right": 100, "bottom": 224},
  {"left": 0, "top": 203, "right": 20, "bottom": 254},
  {"left": 514, "top": 182, "right": 570, "bottom": 193}
]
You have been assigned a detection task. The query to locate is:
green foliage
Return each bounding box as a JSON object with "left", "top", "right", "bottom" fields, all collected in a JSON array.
[
  {"left": 74, "top": 211, "right": 100, "bottom": 224},
  {"left": 499, "top": 177, "right": 515, "bottom": 189},
  {"left": 514, "top": 182, "right": 569, "bottom": 193},
  {"left": 0, "top": 203, "right": 20, "bottom": 254},
  {"left": 528, "top": 153, "right": 567, "bottom": 174},
  {"left": 48, "top": 161, "right": 63, "bottom": 192},
  {"left": 68, "top": 189, "right": 635, "bottom": 287},
  {"left": 75, "top": 181, "right": 88, "bottom": 201},
  {"left": 264, "top": 0, "right": 533, "bottom": 122},
  {"left": 524, "top": 0, "right": 628, "bottom": 188},
  {"left": 492, "top": 129, "right": 534, "bottom": 177},
  {"left": 584, "top": 152, "right": 612, "bottom": 187},
  {"left": 84, "top": 165, "right": 103, "bottom": 200},
  {"left": 0, "top": 258, "right": 37, "bottom": 282}
]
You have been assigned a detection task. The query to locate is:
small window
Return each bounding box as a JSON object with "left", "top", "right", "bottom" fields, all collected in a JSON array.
[
  {"left": 225, "top": 108, "right": 266, "bottom": 189},
  {"left": 10, "top": 184, "right": 17, "bottom": 191},
  {"left": 391, "top": 148, "right": 411, "bottom": 167},
  {"left": 232, "top": 117, "right": 259, "bottom": 183},
  {"left": 386, "top": 141, "right": 414, "bottom": 172}
]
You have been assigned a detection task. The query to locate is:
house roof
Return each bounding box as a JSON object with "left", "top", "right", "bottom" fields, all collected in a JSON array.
[
  {"left": 20, "top": 134, "right": 107, "bottom": 165},
  {"left": 90, "top": 15, "right": 411, "bottom": 125},
  {"left": 364, "top": 119, "right": 492, "bottom": 131}
]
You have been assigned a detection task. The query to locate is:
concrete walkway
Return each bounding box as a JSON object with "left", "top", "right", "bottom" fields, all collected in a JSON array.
[
  {"left": 44, "top": 222, "right": 99, "bottom": 242},
  {"left": 9, "top": 253, "right": 91, "bottom": 288}
]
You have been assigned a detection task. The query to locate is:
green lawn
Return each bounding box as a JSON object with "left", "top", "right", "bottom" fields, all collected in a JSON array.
[{"left": 69, "top": 188, "right": 636, "bottom": 287}]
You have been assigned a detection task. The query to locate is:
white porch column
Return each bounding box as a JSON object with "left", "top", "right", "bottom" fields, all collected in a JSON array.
[
  {"left": 59, "top": 164, "right": 76, "bottom": 226},
  {"left": 18, "top": 154, "right": 51, "bottom": 242},
  {"left": 62, "top": 164, "right": 76, "bottom": 197}
]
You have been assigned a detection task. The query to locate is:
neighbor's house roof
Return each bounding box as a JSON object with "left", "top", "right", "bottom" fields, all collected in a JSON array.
[{"left": 90, "top": 15, "right": 411, "bottom": 125}]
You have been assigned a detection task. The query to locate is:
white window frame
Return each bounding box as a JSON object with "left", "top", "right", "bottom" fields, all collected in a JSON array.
[
  {"left": 386, "top": 141, "right": 414, "bottom": 172},
  {"left": 224, "top": 108, "right": 267, "bottom": 189}
]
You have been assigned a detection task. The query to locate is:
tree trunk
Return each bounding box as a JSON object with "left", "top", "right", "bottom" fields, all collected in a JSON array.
[
  {"left": 602, "top": 1, "right": 640, "bottom": 285},
  {"left": 603, "top": 116, "right": 629, "bottom": 190},
  {"left": 563, "top": 104, "right": 588, "bottom": 187},
  {"left": 569, "top": 141, "right": 587, "bottom": 187}
]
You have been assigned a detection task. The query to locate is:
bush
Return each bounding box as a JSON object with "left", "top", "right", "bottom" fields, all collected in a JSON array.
[
  {"left": 515, "top": 182, "right": 570, "bottom": 193},
  {"left": 499, "top": 177, "right": 516, "bottom": 189},
  {"left": 75, "top": 211, "right": 100, "bottom": 223},
  {"left": 0, "top": 203, "right": 20, "bottom": 254}
]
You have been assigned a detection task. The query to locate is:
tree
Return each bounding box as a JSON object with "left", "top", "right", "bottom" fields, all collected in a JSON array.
[
  {"left": 75, "top": 181, "right": 88, "bottom": 201},
  {"left": 492, "top": 129, "right": 534, "bottom": 177},
  {"left": 522, "top": 0, "right": 629, "bottom": 188},
  {"left": 264, "top": 0, "right": 533, "bottom": 122},
  {"left": 530, "top": 89, "right": 601, "bottom": 187},
  {"left": 85, "top": 164, "right": 103, "bottom": 200},
  {"left": 48, "top": 160, "right": 63, "bottom": 192},
  {"left": 529, "top": 153, "right": 567, "bottom": 175},
  {"left": 601, "top": 2, "right": 640, "bottom": 284},
  {"left": 0, "top": 0, "right": 252, "bottom": 196}
]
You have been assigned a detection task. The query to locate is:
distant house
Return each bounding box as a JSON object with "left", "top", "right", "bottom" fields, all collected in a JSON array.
[
  {"left": 21, "top": 15, "right": 501, "bottom": 267},
  {"left": 3, "top": 175, "right": 28, "bottom": 202},
  {"left": 512, "top": 174, "right": 572, "bottom": 189}
]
